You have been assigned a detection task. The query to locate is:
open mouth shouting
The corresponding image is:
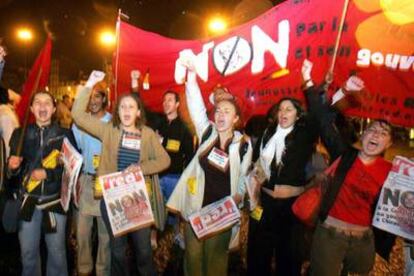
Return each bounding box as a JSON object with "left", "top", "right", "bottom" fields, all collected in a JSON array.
[
  {"left": 361, "top": 122, "right": 392, "bottom": 158},
  {"left": 38, "top": 110, "right": 49, "bottom": 118},
  {"left": 122, "top": 114, "right": 133, "bottom": 125},
  {"left": 366, "top": 139, "right": 379, "bottom": 152}
]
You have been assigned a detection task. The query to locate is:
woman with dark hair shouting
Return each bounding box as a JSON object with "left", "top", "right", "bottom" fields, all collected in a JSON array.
[{"left": 247, "top": 61, "right": 322, "bottom": 276}]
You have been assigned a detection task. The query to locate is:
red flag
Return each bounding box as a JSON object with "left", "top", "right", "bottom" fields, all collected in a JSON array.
[
  {"left": 114, "top": 0, "right": 414, "bottom": 127},
  {"left": 16, "top": 36, "right": 52, "bottom": 123}
]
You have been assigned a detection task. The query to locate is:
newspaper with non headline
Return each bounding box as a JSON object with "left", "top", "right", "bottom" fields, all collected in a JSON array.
[
  {"left": 100, "top": 166, "right": 154, "bottom": 237},
  {"left": 373, "top": 156, "right": 414, "bottom": 240}
]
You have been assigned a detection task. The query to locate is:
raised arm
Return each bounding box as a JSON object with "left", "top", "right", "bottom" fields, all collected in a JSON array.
[
  {"left": 305, "top": 85, "right": 347, "bottom": 161},
  {"left": 302, "top": 60, "right": 364, "bottom": 161},
  {"left": 71, "top": 71, "right": 108, "bottom": 139},
  {"left": 185, "top": 72, "right": 210, "bottom": 140},
  {"left": 177, "top": 56, "right": 210, "bottom": 140}
]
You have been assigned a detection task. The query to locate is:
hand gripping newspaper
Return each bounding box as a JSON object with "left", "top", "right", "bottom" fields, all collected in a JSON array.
[
  {"left": 99, "top": 166, "right": 154, "bottom": 237},
  {"left": 26, "top": 138, "right": 83, "bottom": 212},
  {"left": 189, "top": 196, "right": 240, "bottom": 240}
]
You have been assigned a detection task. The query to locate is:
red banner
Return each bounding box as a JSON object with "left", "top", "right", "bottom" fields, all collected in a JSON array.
[
  {"left": 114, "top": 0, "right": 414, "bottom": 127},
  {"left": 16, "top": 36, "right": 52, "bottom": 123}
]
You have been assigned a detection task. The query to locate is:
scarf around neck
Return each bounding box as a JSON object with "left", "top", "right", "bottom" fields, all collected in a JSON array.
[{"left": 259, "top": 124, "right": 293, "bottom": 179}]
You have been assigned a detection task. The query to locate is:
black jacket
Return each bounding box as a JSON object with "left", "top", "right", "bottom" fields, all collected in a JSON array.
[
  {"left": 253, "top": 113, "right": 319, "bottom": 189},
  {"left": 9, "top": 122, "right": 76, "bottom": 197},
  {"left": 156, "top": 116, "right": 194, "bottom": 175}
]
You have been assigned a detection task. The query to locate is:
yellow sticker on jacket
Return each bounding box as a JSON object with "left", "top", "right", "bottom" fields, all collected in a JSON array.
[
  {"left": 26, "top": 178, "right": 41, "bottom": 193},
  {"left": 26, "top": 149, "right": 60, "bottom": 192},
  {"left": 42, "top": 149, "right": 60, "bottom": 169},
  {"left": 145, "top": 179, "right": 152, "bottom": 197},
  {"left": 166, "top": 139, "right": 180, "bottom": 152},
  {"left": 94, "top": 177, "right": 102, "bottom": 198},
  {"left": 250, "top": 206, "right": 263, "bottom": 221},
  {"left": 187, "top": 177, "right": 197, "bottom": 195},
  {"left": 92, "top": 155, "right": 100, "bottom": 169}
]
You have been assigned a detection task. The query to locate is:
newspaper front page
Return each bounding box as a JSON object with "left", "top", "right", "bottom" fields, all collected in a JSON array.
[
  {"left": 373, "top": 156, "right": 414, "bottom": 240},
  {"left": 189, "top": 196, "right": 240, "bottom": 240},
  {"left": 100, "top": 166, "right": 154, "bottom": 237},
  {"left": 60, "top": 138, "right": 83, "bottom": 211}
]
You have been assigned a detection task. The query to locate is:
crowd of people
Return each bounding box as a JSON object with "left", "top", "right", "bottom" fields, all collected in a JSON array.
[{"left": 0, "top": 42, "right": 413, "bottom": 276}]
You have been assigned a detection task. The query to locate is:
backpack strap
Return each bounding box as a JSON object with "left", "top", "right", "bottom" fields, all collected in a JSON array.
[
  {"left": 238, "top": 135, "right": 249, "bottom": 163},
  {"left": 200, "top": 124, "right": 214, "bottom": 145}
]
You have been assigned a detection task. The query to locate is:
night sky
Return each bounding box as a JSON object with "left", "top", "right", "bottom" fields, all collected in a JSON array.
[{"left": 0, "top": 0, "right": 281, "bottom": 91}]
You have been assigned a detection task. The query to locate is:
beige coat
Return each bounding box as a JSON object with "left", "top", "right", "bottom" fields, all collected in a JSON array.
[
  {"left": 166, "top": 74, "right": 252, "bottom": 249},
  {"left": 72, "top": 86, "right": 170, "bottom": 177}
]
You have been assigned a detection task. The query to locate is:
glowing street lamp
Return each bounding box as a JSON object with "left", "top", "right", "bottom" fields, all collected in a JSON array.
[
  {"left": 16, "top": 27, "right": 34, "bottom": 78},
  {"left": 207, "top": 16, "right": 228, "bottom": 35},
  {"left": 99, "top": 30, "right": 116, "bottom": 49},
  {"left": 16, "top": 28, "right": 33, "bottom": 42},
  {"left": 98, "top": 29, "right": 116, "bottom": 76}
]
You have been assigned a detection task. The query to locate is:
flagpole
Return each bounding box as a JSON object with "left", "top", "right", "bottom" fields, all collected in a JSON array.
[
  {"left": 328, "top": 0, "right": 350, "bottom": 75},
  {"left": 113, "top": 9, "right": 122, "bottom": 105},
  {"left": 16, "top": 68, "right": 43, "bottom": 156}
]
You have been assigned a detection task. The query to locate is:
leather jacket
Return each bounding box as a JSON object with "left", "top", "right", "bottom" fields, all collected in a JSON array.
[{"left": 9, "top": 122, "right": 76, "bottom": 197}]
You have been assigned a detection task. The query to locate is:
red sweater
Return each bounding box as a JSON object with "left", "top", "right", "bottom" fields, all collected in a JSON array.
[{"left": 328, "top": 156, "right": 392, "bottom": 226}]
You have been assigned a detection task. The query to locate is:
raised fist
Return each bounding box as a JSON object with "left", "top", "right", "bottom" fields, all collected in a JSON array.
[
  {"left": 301, "top": 59, "right": 313, "bottom": 82},
  {"left": 131, "top": 70, "right": 141, "bottom": 80},
  {"left": 343, "top": 76, "right": 364, "bottom": 93},
  {"left": 177, "top": 50, "right": 196, "bottom": 72},
  {"left": 85, "top": 70, "right": 105, "bottom": 88}
]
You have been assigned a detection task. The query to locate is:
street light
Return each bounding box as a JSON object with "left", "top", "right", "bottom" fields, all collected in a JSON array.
[
  {"left": 16, "top": 27, "right": 34, "bottom": 78},
  {"left": 17, "top": 28, "right": 33, "bottom": 42},
  {"left": 98, "top": 30, "right": 116, "bottom": 49},
  {"left": 207, "top": 16, "right": 228, "bottom": 35},
  {"left": 98, "top": 29, "right": 116, "bottom": 78}
]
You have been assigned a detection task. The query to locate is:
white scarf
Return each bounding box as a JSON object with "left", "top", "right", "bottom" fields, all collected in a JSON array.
[{"left": 259, "top": 124, "right": 293, "bottom": 179}]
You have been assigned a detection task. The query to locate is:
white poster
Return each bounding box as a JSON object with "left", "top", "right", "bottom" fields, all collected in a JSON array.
[
  {"left": 189, "top": 196, "right": 240, "bottom": 240},
  {"left": 373, "top": 156, "right": 414, "bottom": 240},
  {"left": 60, "top": 138, "right": 83, "bottom": 211}
]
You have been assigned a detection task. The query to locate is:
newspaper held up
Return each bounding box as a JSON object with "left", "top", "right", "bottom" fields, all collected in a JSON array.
[
  {"left": 100, "top": 166, "right": 154, "bottom": 237},
  {"left": 189, "top": 196, "right": 240, "bottom": 240},
  {"left": 60, "top": 138, "right": 83, "bottom": 211},
  {"left": 373, "top": 156, "right": 414, "bottom": 240}
]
